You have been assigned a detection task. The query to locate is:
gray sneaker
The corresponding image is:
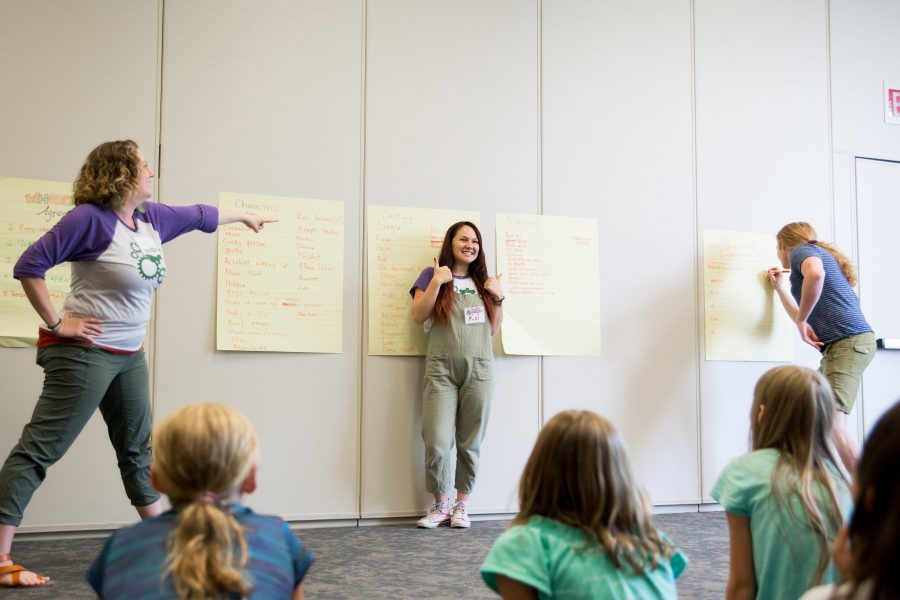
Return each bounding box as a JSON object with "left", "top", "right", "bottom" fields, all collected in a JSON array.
[
  {"left": 450, "top": 501, "right": 471, "bottom": 528},
  {"left": 416, "top": 501, "right": 451, "bottom": 528}
]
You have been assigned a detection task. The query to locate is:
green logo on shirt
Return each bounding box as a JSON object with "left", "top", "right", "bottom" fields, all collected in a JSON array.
[{"left": 130, "top": 242, "right": 166, "bottom": 284}]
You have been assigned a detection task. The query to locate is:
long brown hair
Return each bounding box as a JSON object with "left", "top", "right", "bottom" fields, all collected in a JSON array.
[
  {"left": 73, "top": 139, "right": 143, "bottom": 212},
  {"left": 846, "top": 400, "right": 900, "bottom": 599},
  {"left": 776, "top": 222, "right": 857, "bottom": 286},
  {"left": 750, "top": 366, "right": 848, "bottom": 585},
  {"left": 514, "top": 410, "right": 675, "bottom": 573},
  {"left": 432, "top": 221, "right": 497, "bottom": 326},
  {"left": 153, "top": 403, "right": 259, "bottom": 600}
]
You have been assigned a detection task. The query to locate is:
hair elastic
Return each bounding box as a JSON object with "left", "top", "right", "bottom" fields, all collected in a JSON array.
[
  {"left": 196, "top": 490, "right": 220, "bottom": 505},
  {"left": 808, "top": 240, "right": 818, "bottom": 244}
]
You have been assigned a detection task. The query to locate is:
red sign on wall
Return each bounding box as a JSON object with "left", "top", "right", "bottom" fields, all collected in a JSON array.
[
  {"left": 886, "top": 83, "right": 900, "bottom": 125},
  {"left": 889, "top": 89, "right": 900, "bottom": 117}
]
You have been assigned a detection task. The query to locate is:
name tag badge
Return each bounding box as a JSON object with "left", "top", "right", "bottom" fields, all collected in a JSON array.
[{"left": 465, "top": 306, "right": 486, "bottom": 325}]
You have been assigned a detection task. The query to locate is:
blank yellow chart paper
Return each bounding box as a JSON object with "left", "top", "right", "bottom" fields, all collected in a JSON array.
[
  {"left": 217, "top": 192, "right": 343, "bottom": 353},
  {"left": 368, "top": 206, "right": 479, "bottom": 356},
  {"left": 0, "top": 177, "right": 74, "bottom": 347},
  {"left": 496, "top": 213, "right": 602, "bottom": 356},
  {"left": 703, "top": 229, "right": 793, "bottom": 362}
]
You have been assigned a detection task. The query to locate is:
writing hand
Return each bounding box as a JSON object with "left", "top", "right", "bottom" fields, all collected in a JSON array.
[
  {"left": 766, "top": 267, "right": 783, "bottom": 287},
  {"left": 57, "top": 310, "right": 104, "bottom": 342},
  {"left": 432, "top": 258, "right": 453, "bottom": 286}
]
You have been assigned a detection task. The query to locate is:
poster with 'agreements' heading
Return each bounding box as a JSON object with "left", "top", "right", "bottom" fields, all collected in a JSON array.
[{"left": 0, "top": 177, "right": 74, "bottom": 347}]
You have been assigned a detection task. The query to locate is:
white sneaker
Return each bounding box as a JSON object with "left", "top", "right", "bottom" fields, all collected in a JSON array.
[
  {"left": 450, "top": 501, "right": 471, "bottom": 528},
  {"left": 416, "top": 500, "right": 451, "bottom": 528}
]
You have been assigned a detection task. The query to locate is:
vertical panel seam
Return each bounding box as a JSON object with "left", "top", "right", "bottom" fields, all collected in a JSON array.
[
  {"left": 357, "top": 0, "right": 368, "bottom": 524},
  {"left": 150, "top": 0, "right": 166, "bottom": 420},
  {"left": 690, "top": 0, "right": 703, "bottom": 508},
  {"left": 536, "top": 0, "right": 544, "bottom": 430},
  {"left": 826, "top": 0, "right": 837, "bottom": 242}
]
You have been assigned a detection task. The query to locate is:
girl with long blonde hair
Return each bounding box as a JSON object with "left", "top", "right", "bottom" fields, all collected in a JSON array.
[
  {"left": 767, "top": 221, "right": 875, "bottom": 471},
  {"left": 86, "top": 403, "right": 313, "bottom": 599},
  {"left": 481, "top": 410, "right": 687, "bottom": 599},
  {"left": 713, "top": 366, "right": 851, "bottom": 600}
]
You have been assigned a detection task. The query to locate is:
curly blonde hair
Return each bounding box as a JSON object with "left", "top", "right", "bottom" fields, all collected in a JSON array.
[
  {"left": 153, "top": 403, "right": 259, "bottom": 600},
  {"left": 776, "top": 222, "right": 857, "bottom": 286},
  {"left": 72, "top": 139, "right": 143, "bottom": 212}
]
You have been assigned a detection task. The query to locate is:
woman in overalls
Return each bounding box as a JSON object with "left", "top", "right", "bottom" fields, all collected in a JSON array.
[{"left": 410, "top": 221, "right": 503, "bottom": 528}]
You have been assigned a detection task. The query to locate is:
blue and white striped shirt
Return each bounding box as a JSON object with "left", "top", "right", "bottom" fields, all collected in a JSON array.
[{"left": 790, "top": 244, "right": 872, "bottom": 346}]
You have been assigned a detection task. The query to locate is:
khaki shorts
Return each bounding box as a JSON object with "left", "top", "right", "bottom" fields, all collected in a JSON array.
[{"left": 820, "top": 332, "right": 876, "bottom": 414}]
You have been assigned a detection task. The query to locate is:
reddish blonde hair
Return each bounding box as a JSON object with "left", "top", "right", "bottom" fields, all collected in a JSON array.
[{"left": 776, "top": 222, "right": 857, "bottom": 286}]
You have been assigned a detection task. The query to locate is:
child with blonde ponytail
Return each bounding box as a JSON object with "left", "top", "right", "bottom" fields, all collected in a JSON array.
[
  {"left": 86, "top": 403, "right": 313, "bottom": 599},
  {"left": 713, "top": 366, "right": 851, "bottom": 600}
]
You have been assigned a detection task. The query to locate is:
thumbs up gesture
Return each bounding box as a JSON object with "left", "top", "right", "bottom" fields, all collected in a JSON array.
[
  {"left": 484, "top": 273, "right": 504, "bottom": 302},
  {"left": 432, "top": 257, "right": 453, "bottom": 286}
]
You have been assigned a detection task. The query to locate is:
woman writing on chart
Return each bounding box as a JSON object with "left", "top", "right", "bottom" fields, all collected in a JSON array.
[
  {"left": 767, "top": 222, "right": 875, "bottom": 473},
  {"left": 0, "top": 139, "right": 273, "bottom": 588},
  {"left": 410, "top": 221, "right": 503, "bottom": 529}
]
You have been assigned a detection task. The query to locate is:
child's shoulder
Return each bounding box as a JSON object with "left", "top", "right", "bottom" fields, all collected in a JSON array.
[
  {"left": 712, "top": 449, "right": 781, "bottom": 511},
  {"left": 497, "top": 516, "right": 594, "bottom": 555},
  {"left": 725, "top": 448, "right": 780, "bottom": 472},
  {"left": 232, "top": 505, "right": 290, "bottom": 528}
]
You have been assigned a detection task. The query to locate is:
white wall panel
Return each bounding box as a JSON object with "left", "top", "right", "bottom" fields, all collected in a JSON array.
[
  {"left": 154, "top": 0, "right": 363, "bottom": 520},
  {"left": 361, "top": 0, "right": 540, "bottom": 517},
  {"left": 695, "top": 0, "right": 832, "bottom": 499},
  {"left": 541, "top": 0, "right": 698, "bottom": 504},
  {"left": 831, "top": 0, "right": 900, "bottom": 161}
]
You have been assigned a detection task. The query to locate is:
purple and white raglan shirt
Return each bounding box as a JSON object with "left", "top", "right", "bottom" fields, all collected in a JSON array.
[{"left": 14, "top": 202, "right": 218, "bottom": 352}]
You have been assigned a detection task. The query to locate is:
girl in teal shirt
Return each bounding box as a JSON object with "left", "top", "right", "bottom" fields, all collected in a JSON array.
[
  {"left": 481, "top": 410, "right": 687, "bottom": 599},
  {"left": 713, "top": 365, "right": 851, "bottom": 600}
]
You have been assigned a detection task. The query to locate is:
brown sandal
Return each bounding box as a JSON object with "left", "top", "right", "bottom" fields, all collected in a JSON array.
[{"left": 0, "top": 554, "right": 51, "bottom": 587}]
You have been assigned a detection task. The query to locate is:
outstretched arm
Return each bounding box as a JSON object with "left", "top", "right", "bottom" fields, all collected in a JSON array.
[{"left": 218, "top": 210, "right": 277, "bottom": 232}]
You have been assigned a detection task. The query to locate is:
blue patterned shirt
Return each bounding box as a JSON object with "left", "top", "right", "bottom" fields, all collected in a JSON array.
[
  {"left": 86, "top": 504, "right": 312, "bottom": 599},
  {"left": 790, "top": 244, "right": 872, "bottom": 345}
]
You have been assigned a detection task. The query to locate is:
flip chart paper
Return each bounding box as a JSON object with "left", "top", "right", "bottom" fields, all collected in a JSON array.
[
  {"left": 217, "top": 192, "right": 344, "bottom": 353},
  {"left": 496, "top": 213, "right": 602, "bottom": 356},
  {"left": 367, "top": 205, "right": 479, "bottom": 356},
  {"left": 703, "top": 229, "right": 794, "bottom": 362},
  {"left": 0, "top": 177, "right": 74, "bottom": 347}
]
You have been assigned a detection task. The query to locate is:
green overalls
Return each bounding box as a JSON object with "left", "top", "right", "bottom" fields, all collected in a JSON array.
[{"left": 422, "top": 292, "right": 494, "bottom": 495}]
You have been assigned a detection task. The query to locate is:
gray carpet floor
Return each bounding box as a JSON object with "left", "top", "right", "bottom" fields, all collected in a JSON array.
[{"left": 3, "top": 511, "right": 728, "bottom": 599}]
